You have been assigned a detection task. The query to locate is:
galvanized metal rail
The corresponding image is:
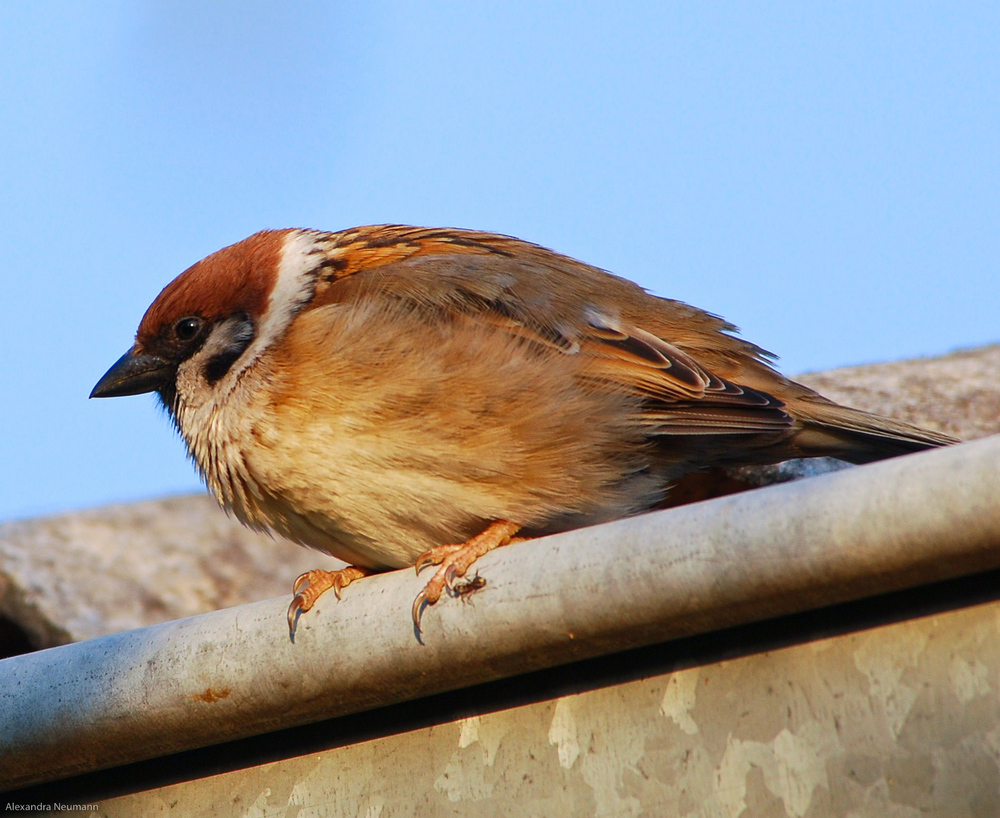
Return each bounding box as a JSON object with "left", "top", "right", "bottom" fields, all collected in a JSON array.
[{"left": 1, "top": 435, "right": 998, "bottom": 790}]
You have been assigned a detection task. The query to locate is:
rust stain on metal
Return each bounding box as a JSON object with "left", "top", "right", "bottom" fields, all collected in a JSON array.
[{"left": 192, "top": 687, "right": 231, "bottom": 704}]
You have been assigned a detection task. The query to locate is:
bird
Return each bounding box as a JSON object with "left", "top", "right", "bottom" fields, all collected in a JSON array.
[{"left": 90, "top": 225, "right": 957, "bottom": 636}]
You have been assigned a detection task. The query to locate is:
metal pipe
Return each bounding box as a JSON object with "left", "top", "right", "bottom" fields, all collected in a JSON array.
[{"left": 2, "top": 435, "right": 999, "bottom": 789}]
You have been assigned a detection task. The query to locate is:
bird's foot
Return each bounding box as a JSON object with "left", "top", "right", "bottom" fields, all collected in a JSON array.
[
  {"left": 287, "top": 565, "right": 371, "bottom": 639},
  {"left": 411, "top": 520, "right": 522, "bottom": 633}
]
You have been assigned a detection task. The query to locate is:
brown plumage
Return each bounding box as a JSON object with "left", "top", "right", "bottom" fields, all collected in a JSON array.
[{"left": 91, "top": 225, "right": 957, "bottom": 634}]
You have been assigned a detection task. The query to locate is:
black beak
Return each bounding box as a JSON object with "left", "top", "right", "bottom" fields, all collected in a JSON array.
[{"left": 90, "top": 348, "right": 174, "bottom": 398}]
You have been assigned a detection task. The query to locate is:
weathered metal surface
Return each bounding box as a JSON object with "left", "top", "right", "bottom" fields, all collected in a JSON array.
[
  {"left": 44, "top": 594, "right": 999, "bottom": 817},
  {"left": 1, "top": 435, "right": 998, "bottom": 794}
]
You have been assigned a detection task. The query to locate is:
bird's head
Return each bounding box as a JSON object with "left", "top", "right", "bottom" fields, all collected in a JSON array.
[{"left": 90, "top": 229, "right": 326, "bottom": 414}]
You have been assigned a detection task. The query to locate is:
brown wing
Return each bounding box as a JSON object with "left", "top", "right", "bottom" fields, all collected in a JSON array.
[
  {"left": 572, "top": 311, "right": 794, "bottom": 435},
  {"left": 304, "top": 225, "right": 795, "bottom": 439},
  {"left": 302, "top": 225, "right": 956, "bottom": 461}
]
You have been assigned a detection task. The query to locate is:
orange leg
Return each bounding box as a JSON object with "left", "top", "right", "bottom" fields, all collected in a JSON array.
[
  {"left": 286, "top": 565, "right": 372, "bottom": 639},
  {"left": 411, "top": 520, "right": 523, "bottom": 633}
]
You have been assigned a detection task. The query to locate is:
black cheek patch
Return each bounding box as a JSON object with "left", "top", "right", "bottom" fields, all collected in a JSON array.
[
  {"left": 204, "top": 314, "right": 256, "bottom": 385},
  {"left": 205, "top": 348, "right": 245, "bottom": 385}
]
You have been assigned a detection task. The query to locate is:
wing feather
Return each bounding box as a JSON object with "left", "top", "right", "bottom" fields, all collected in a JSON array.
[{"left": 303, "top": 226, "right": 794, "bottom": 436}]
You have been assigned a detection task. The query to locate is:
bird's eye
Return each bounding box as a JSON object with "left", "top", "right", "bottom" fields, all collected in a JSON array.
[{"left": 174, "top": 317, "right": 203, "bottom": 341}]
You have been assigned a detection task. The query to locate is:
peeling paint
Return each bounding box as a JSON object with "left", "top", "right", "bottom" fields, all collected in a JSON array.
[
  {"left": 845, "top": 780, "right": 923, "bottom": 818},
  {"left": 716, "top": 737, "right": 757, "bottom": 816},
  {"left": 660, "top": 668, "right": 700, "bottom": 734},
  {"left": 242, "top": 787, "right": 277, "bottom": 818},
  {"left": 948, "top": 656, "right": 991, "bottom": 703},
  {"left": 718, "top": 722, "right": 838, "bottom": 818},
  {"left": 566, "top": 687, "right": 647, "bottom": 818},
  {"left": 458, "top": 715, "right": 480, "bottom": 749},
  {"left": 768, "top": 724, "right": 837, "bottom": 815},
  {"left": 853, "top": 628, "right": 928, "bottom": 737},
  {"left": 457, "top": 714, "right": 506, "bottom": 766},
  {"left": 982, "top": 724, "right": 1000, "bottom": 786},
  {"left": 434, "top": 753, "right": 493, "bottom": 802},
  {"left": 549, "top": 697, "right": 581, "bottom": 769},
  {"left": 434, "top": 715, "right": 509, "bottom": 801},
  {"left": 288, "top": 781, "right": 306, "bottom": 806}
]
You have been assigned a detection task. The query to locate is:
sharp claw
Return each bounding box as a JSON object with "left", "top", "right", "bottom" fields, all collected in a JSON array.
[
  {"left": 444, "top": 564, "right": 459, "bottom": 593},
  {"left": 287, "top": 596, "right": 303, "bottom": 641},
  {"left": 414, "top": 553, "right": 435, "bottom": 575},
  {"left": 411, "top": 589, "right": 429, "bottom": 633},
  {"left": 292, "top": 572, "right": 311, "bottom": 596}
]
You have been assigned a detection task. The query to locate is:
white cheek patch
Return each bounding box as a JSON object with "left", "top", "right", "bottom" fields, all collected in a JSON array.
[
  {"left": 190, "top": 231, "right": 323, "bottom": 398},
  {"left": 256, "top": 230, "right": 326, "bottom": 352},
  {"left": 174, "top": 230, "right": 325, "bottom": 441},
  {"left": 175, "top": 317, "right": 255, "bottom": 407}
]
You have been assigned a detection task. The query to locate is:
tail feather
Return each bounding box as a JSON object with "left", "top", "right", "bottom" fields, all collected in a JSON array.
[{"left": 790, "top": 398, "right": 958, "bottom": 464}]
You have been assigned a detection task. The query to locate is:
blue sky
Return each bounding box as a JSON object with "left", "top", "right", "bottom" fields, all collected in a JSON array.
[{"left": 1, "top": 2, "right": 997, "bottom": 521}]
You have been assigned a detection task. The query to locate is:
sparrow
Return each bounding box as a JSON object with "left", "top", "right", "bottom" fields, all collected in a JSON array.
[{"left": 90, "top": 225, "right": 957, "bottom": 636}]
